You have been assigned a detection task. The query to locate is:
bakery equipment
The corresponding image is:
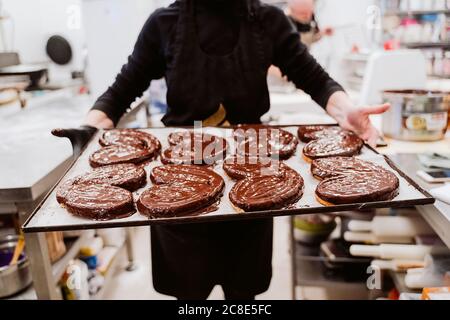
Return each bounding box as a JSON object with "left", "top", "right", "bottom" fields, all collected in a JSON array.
[
  {"left": 293, "top": 215, "right": 337, "bottom": 245},
  {"left": 0, "top": 234, "right": 32, "bottom": 298},
  {"left": 350, "top": 243, "right": 448, "bottom": 260},
  {"left": 22, "top": 125, "right": 434, "bottom": 233},
  {"left": 382, "top": 89, "right": 450, "bottom": 141}
]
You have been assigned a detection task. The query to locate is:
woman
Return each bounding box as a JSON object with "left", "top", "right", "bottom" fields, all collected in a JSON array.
[{"left": 81, "top": 0, "right": 388, "bottom": 299}]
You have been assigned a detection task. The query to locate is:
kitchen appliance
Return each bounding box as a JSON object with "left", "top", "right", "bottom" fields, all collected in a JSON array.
[
  {"left": 0, "top": 234, "right": 32, "bottom": 298},
  {"left": 382, "top": 90, "right": 450, "bottom": 141}
]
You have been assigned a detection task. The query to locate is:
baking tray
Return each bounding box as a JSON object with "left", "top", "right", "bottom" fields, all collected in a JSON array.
[{"left": 22, "top": 125, "right": 434, "bottom": 233}]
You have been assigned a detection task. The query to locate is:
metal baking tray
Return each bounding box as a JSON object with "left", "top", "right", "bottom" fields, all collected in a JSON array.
[{"left": 22, "top": 125, "right": 434, "bottom": 233}]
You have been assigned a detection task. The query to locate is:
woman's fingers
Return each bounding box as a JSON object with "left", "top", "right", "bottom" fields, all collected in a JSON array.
[{"left": 360, "top": 103, "right": 390, "bottom": 116}]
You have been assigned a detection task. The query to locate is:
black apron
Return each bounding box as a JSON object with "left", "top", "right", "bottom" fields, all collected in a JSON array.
[{"left": 152, "top": 0, "right": 273, "bottom": 298}]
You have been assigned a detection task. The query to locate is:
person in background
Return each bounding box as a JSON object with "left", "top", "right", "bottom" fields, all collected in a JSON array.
[{"left": 286, "top": 0, "right": 333, "bottom": 47}]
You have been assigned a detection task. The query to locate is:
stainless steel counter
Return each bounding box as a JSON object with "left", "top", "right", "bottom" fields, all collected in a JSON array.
[{"left": 0, "top": 89, "right": 91, "bottom": 205}]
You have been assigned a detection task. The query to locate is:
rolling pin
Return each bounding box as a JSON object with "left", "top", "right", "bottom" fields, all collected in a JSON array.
[
  {"left": 350, "top": 244, "right": 447, "bottom": 260},
  {"left": 348, "top": 216, "right": 433, "bottom": 238}
]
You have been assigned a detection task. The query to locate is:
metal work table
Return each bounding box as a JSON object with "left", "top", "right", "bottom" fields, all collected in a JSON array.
[{"left": 0, "top": 89, "right": 137, "bottom": 299}]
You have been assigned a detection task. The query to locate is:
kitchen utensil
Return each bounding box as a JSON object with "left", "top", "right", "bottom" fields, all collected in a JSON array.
[
  {"left": 382, "top": 89, "right": 449, "bottom": 141},
  {"left": 9, "top": 232, "right": 25, "bottom": 265},
  {"left": 0, "top": 234, "right": 32, "bottom": 298}
]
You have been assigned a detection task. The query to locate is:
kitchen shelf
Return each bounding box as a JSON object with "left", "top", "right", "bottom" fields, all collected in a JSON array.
[
  {"left": 90, "top": 243, "right": 126, "bottom": 300},
  {"left": 52, "top": 232, "right": 90, "bottom": 284},
  {"left": 405, "top": 42, "right": 450, "bottom": 49},
  {"left": 384, "top": 9, "right": 450, "bottom": 16}
]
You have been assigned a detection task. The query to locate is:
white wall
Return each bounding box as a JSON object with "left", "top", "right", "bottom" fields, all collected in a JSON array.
[
  {"left": 311, "top": 0, "right": 379, "bottom": 84},
  {"left": 0, "top": 0, "right": 86, "bottom": 79},
  {"left": 82, "top": 0, "right": 172, "bottom": 98}
]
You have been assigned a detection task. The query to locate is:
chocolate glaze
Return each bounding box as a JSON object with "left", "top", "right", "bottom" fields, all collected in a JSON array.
[
  {"left": 100, "top": 129, "right": 161, "bottom": 153},
  {"left": 229, "top": 166, "right": 304, "bottom": 211},
  {"left": 311, "top": 157, "right": 381, "bottom": 180},
  {"left": 162, "top": 131, "right": 228, "bottom": 165},
  {"left": 223, "top": 156, "right": 286, "bottom": 180},
  {"left": 89, "top": 144, "right": 153, "bottom": 168},
  {"left": 234, "top": 126, "right": 298, "bottom": 160},
  {"left": 78, "top": 164, "right": 146, "bottom": 191},
  {"left": 56, "top": 183, "right": 135, "bottom": 220},
  {"left": 297, "top": 126, "right": 343, "bottom": 142},
  {"left": 316, "top": 172, "right": 399, "bottom": 204},
  {"left": 303, "top": 131, "right": 363, "bottom": 159},
  {"left": 150, "top": 164, "right": 223, "bottom": 188},
  {"left": 313, "top": 157, "right": 400, "bottom": 204},
  {"left": 138, "top": 164, "right": 225, "bottom": 218}
]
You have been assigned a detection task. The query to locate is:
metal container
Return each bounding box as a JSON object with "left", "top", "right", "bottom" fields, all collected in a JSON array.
[
  {"left": 382, "top": 90, "right": 449, "bottom": 141},
  {"left": 0, "top": 235, "right": 32, "bottom": 298}
]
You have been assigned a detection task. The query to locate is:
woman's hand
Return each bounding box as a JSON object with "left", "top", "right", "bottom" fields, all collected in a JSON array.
[
  {"left": 326, "top": 91, "right": 390, "bottom": 147},
  {"left": 84, "top": 109, "right": 114, "bottom": 129}
]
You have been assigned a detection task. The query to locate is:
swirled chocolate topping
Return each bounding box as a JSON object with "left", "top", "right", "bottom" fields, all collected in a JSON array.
[
  {"left": 234, "top": 126, "right": 298, "bottom": 160},
  {"left": 229, "top": 166, "right": 304, "bottom": 211},
  {"left": 297, "top": 125, "right": 344, "bottom": 142},
  {"left": 223, "top": 156, "right": 286, "bottom": 180},
  {"left": 138, "top": 164, "right": 224, "bottom": 218},
  {"left": 312, "top": 157, "right": 400, "bottom": 205},
  {"left": 311, "top": 157, "right": 382, "bottom": 180},
  {"left": 56, "top": 183, "right": 135, "bottom": 220},
  {"left": 78, "top": 164, "right": 146, "bottom": 191},
  {"left": 100, "top": 129, "right": 161, "bottom": 153},
  {"left": 303, "top": 131, "right": 363, "bottom": 160},
  {"left": 161, "top": 131, "right": 228, "bottom": 165},
  {"left": 150, "top": 164, "right": 223, "bottom": 190},
  {"left": 89, "top": 144, "right": 154, "bottom": 168},
  {"left": 316, "top": 172, "right": 399, "bottom": 205}
]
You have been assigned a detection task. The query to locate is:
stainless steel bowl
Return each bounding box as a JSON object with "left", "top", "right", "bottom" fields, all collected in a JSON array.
[
  {"left": 0, "top": 235, "right": 32, "bottom": 298},
  {"left": 382, "top": 90, "right": 449, "bottom": 141}
]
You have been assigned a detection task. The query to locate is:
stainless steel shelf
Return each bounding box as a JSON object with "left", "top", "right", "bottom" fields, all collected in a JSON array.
[
  {"left": 405, "top": 42, "right": 450, "bottom": 49},
  {"left": 384, "top": 9, "right": 450, "bottom": 16},
  {"left": 90, "top": 244, "right": 126, "bottom": 300}
]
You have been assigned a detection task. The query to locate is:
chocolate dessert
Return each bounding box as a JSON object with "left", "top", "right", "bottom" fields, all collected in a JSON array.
[
  {"left": 138, "top": 164, "right": 224, "bottom": 218},
  {"left": 161, "top": 131, "right": 228, "bottom": 165},
  {"left": 311, "top": 156, "right": 381, "bottom": 180},
  {"left": 312, "top": 157, "right": 400, "bottom": 205},
  {"left": 100, "top": 128, "right": 161, "bottom": 153},
  {"left": 234, "top": 126, "right": 298, "bottom": 160},
  {"left": 89, "top": 144, "right": 154, "bottom": 167},
  {"left": 302, "top": 131, "right": 363, "bottom": 161},
  {"left": 229, "top": 166, "right": 304, "bottom": 211},
  {"left": 297, "top": 125, "right": 343, "bottom": 142},
  {"left": 223, "top": 156, "right": 286, "bottom": 180},
  {"left": 74, "top": 164, "right": 146, "bottom": 191},
  {"left": 56, "top": 183, "right": 135, "bottom": 220}
]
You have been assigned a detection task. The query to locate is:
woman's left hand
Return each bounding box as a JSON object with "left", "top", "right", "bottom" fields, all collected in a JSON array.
[{"left": 326, "top": 91, "right": 390, "bottom": 147}]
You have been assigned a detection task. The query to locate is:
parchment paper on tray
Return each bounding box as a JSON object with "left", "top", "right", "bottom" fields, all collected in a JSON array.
[{"left": 22, "top": 126, "right": 434, "bottom": 233}]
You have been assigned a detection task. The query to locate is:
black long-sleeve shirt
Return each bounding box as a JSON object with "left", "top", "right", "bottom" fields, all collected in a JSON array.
[{"left": 92, "top": 0, "right": 343, "bottom": 125}]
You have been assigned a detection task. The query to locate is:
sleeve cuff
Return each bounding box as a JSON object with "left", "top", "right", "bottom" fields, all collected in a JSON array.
[{"left": 90, "top": 101, "right": 122, "bottom": 127}]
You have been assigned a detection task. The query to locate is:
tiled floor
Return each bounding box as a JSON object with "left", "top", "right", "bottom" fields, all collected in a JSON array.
[{"left": 103, "top": 216, "right": 293, "bottom": 300}]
